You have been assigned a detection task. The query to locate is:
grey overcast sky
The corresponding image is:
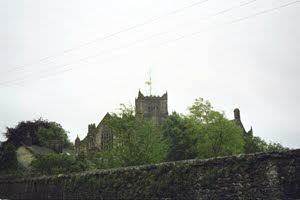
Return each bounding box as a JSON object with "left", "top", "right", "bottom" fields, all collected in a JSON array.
[{"left": 1, "top": 0, "right": 299, "bottom": 148}]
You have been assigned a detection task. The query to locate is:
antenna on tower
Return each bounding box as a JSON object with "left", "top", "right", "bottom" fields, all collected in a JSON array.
[{"left": 145, "top": 68, "right": 152, "bottom": 96}]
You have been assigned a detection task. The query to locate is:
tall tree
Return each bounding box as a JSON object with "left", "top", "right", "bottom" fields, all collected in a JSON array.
[
  {"left": 4, "top": 118, "right": 50, "bottom": 147},
  {"left": 37, "top": 122, "right": 71, "bottom": 148},
  {"left": 4, "top": 118, "right": 70, "bottom": 148},
  {"left": 161, "top": 112, "right": 198, "bottom": 161},
  {"left": 94, "top": 105, "right": 169, "bottom": 168},
  {"left": 188, "top": 98, "right": 245, "bottom": 158}
]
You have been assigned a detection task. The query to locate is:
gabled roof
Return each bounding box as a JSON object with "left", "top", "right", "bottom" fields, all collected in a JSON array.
[{"left": 97, "top": 112, "right": 111, "bottom": 129}]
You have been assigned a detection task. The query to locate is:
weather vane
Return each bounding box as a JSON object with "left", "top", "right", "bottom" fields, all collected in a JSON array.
[{"left": 145, "top": 69, "right": 152, "bottom": 96}]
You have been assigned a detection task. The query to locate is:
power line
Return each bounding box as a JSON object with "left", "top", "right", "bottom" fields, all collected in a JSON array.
[
  {"left": 0, "top": 0, "right": 259, "bottom": 86},
  {"left": 203, "top": 0, "right": 258, "bottom": 19},
  {"left": 1, "top": 0, "right": 299, "bottom": 87},
  {"left": 160, "top": 0, "right": 300, "bottom": 45},
  {"left": 0, "top": 0, "right": 211, "bottom": 75},
  {"left": 229, "top": 0, "right": 300, "bottom": 24},
  {"left": 0, "top": 31, "right": 168, "bottom": 86}
]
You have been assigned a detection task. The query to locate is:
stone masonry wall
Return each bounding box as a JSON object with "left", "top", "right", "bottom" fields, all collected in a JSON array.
[{"left": 0, "top": 149, "right": 299, "bottom": 199}]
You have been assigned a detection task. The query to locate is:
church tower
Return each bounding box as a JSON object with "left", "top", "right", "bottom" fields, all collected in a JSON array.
[{"left": 135, "top": 90, "right": 168, "bottom": 124}]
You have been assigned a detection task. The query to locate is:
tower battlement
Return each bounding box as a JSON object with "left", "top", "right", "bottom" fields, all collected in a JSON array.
[{"left": 135, "top": 90, "right": 168, "bottom": 123}]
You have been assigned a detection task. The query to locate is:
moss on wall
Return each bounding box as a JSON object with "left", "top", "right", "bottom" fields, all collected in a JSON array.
[{"left": 0, "top": 149, "right": 299, "bottom": 199}]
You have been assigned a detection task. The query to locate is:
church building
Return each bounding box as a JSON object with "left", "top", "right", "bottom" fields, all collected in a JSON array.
[
  {"left": 75, "top": 89, "right": 251, "bottom": 153},
  {"left": 75, "top": 90, "right": 168, "bottom": 153}
]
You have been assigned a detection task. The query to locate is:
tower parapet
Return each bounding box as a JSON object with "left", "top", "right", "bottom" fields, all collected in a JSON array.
[{"left": 135, "top": 90, "right": 168, "bottom": 124}]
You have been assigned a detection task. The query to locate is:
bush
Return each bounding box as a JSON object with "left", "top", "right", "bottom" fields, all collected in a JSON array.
[
  {"left": 0, "top": 142, "right": 18, "bottom": 172},
  {"left": 31, "top": 153, "right": 94, "bottom": 175}
]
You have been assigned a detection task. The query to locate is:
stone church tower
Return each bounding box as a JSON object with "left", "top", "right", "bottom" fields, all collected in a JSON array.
[
  {"left": 135, "top": 90, "right": 168, "bottom": 124},
  {"left": 75, "top": 90, "right": 169, "bottom": 153}
]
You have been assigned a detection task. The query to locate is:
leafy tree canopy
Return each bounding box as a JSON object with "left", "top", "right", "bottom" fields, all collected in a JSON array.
[
  {"left": 4, "top": 118, "right": 50, "bottom": 147},
  {"left": 93, "top": 104, "right": 169, "bottom": 169},
  {"left": 188, "top": 98, "right": 245, "bottom": 158},
  {"left": 244, "top": 134, "right": 288, "bottom": 153},
  {"left": 161, "top": 112, "right": 199, "bottom": 161},
  {"left": 37, "top": 122, "right": 71, "bottom": 148},
  {"left": 3, "top": 118, "right": 70, "bottom": 148}
]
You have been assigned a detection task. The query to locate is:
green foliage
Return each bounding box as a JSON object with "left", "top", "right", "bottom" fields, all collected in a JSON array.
[
  {"left": 195, "top": 113, "right": 244, "bottom": 158},
  {"left": 0, "top": 142, "right": 18, "bottom": 172},
  {"left": 31, "top": 153, "right": 94, "bottom": 175},
  {"left": 244, "top": 135, "right": 267, "bottom": 153},
  {"left": 160, "top": 97, "right": 288, "bottom": 161},
  {"left": 188, "top": 98, "right": 244, "bottom": 158},
  {"left": 4, "top": 118, "right": 50, "bottom": 147},
  {"left": 188, "top": 98, "right": 214, "bottom": 123},
  {"left": 3, "top": 118, "right": 70, "bottom": 148},
  {"left": 160, "top": 98, "right": 246, "bottom": 161},
  {"left": 244, "top": 135, "right": 288, "bottom": 153},
  {"left": 161, "top": 112, "right": 198, "bottom": 161},
  {"left": 2, "top": 98, "right": 289, "bottom": 176},
  {"left": 37, "top": 122, "right": 71, "bottom": 148},
  {"left": 266, "top": 142, "right": 288, "bottom": 152},
  {"left": 93, "top": 104, "right": 169, "bottom": 169}
]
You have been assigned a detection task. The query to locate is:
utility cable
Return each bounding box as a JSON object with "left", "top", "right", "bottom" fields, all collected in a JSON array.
[
  {"left": 0, "top": 0, "right": 211, "bottom": 75},
  {"left": 1, "top": 0, "right": 299, "bottom": 87},
  {"left": 0, "top": 0, "right": 259, "bottom": 86}
]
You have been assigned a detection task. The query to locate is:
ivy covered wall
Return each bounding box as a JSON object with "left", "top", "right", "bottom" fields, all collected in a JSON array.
[{"left": 0, "top": 149, "right": 299, "bottom": 199}]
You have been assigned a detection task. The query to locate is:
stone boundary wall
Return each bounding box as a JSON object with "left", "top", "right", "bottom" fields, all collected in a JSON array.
[{"left": 0, "top": 150, "right": 299, "bottom": 199}]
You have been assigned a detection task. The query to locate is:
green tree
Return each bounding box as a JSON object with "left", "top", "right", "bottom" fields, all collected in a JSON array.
[
  {"left": 161, "top": 112, "right": 198, "bottom": 161},
  {"left": 196, "top": 112, "right": 244, "bottom": 158},
  {"left": 266, "top": 142, "right": 288, "bottom": 152},
  {"left": 37, "top": 122, "right": 71, "bottom": 148},
  {"left": 188, "top": 98, "right": 244, "bottom": 158},
  {"left": 188, "top": 98, "right": 215, "bottom": 124},
  {"left": 3, "top": 119, "right": 70, "bottom": 148},
  {"left": 4, "top": 118, "right": 50, "bottom": 147},
  {"left": 94, "top": 104, "right": 169, "bottom": 169},
  {"left": 244, "top": 135, "right": 267, "bottom": 153},
  {"left": 244, "top": 134, "right": 288, "bottom": 153}
]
